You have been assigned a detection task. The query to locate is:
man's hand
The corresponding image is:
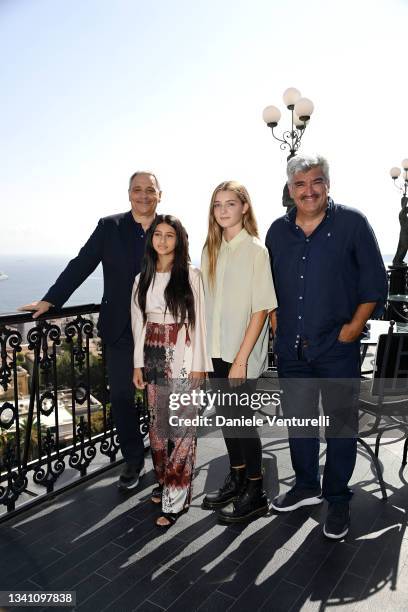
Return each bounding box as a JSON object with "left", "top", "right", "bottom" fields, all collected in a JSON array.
[
  {"left": 18, "top": 300, "right": 53, "bottom": 319},
  {"left": 133, "top": 368, "right": 146, "bottom": 390},
  {"left": 338, "top": 302, "right": 376, "bottom": 343},
  {"left": 338, "top": 322, "right": 362, "bottom": 343}
]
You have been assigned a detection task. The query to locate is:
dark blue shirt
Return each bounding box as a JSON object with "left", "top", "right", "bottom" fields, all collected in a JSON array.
[
  {"left": 265, "top": 198, "right": 388, "bottom": 361},
  {"left": 122, "top": 211, "right": 150, "bottom": 279}
]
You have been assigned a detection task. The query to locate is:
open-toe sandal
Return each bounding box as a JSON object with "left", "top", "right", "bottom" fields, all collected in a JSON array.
[
  {"left": 151, "top": 485, "right": 163, "bottom": 504},
  {"left": 155, "top": 511, "right": 184, "bottom": 530}
]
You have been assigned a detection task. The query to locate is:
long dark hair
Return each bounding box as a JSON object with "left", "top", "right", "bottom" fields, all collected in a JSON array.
[{"left": 136, "top": 214, "right": 195, "bottom": 328}]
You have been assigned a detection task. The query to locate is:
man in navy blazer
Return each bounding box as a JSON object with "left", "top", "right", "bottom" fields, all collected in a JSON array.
[{"left": 20, "top": 171, "right": 161, "bottom": 490}]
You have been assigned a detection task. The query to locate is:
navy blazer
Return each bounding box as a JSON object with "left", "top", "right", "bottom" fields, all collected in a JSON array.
[{"left": 43, "top": 211, "right": 147, "bottom": 344}]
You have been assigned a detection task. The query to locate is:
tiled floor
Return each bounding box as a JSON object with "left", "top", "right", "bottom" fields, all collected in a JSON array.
[{"left": 1, "top": 431, "right": 408, "bottom": 612}]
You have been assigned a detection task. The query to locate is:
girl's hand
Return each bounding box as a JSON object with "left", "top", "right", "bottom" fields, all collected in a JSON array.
[
  {"left": 133, "top": 368, "right": 146, "bottom": 389},
  {"left": 189, "top": 370, "right": 205, "bottom": 390},
  {"left": 228, "top": 361, "right": 247, "bottom": 387}
]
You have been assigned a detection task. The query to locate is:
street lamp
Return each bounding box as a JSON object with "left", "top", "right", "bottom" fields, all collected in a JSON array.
[
  {"left": 262, "top": 87, "right": 314, "bottom": 160},
  {"left": 388, "top": 160, "right": 408, "bottom": 305},
  {"left": 390, "top": 159, "right": 408, "bottom": 196}
]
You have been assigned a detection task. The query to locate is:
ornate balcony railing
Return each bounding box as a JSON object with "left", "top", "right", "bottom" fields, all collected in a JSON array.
[
  {"left": 0, "top": 305, "right": 149, "bottom": 523},
  {"left": 0, "top": 279, "right": 402, "bottom": 524}
]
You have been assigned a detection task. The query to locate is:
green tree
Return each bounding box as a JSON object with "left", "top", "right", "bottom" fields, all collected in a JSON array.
[
  {"left": 18, "top": 418, "right": 48, "bottom": 461},
  {"left": 16, "top": 353, "right": 25, "bottom": 366},
  {"left": 90, "top": 409, "right": 105, "bottom": 435},
  {"left": 38, "top": 346, "right": 107, "bottom": 404},
  {"left": 0, "top": 430, "right": 15, "bottom": 468}
]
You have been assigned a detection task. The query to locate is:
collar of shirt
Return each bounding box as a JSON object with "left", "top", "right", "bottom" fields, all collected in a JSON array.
[
  {"left": 286, "top": 197, "right": 333, "bottom": 230},
  {"left": 220, "top": 227, "right": 250, "bottom": 252},
  {"left": 127, "top": 211, "right": 157, "bottom": 231}
]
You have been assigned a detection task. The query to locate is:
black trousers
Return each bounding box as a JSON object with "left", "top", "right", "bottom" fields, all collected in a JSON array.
[
  {"left": 209, "top": 358, "right": 262, "bottom": 478},
  {"left": 105, "top": 326, "right": 145, "bottom": 467}
]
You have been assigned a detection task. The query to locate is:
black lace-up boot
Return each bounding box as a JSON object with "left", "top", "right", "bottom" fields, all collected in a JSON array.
[
  {"left": 217, "top": 478, "right": 268, "bottom": 523},
  {"left": 202, "top": 467, "right": 246, "bottom": 509}
]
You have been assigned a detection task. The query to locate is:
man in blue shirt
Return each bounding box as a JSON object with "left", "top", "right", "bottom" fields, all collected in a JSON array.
[{"left": 266, "top": 154, "right": 387, "bottom": 539}]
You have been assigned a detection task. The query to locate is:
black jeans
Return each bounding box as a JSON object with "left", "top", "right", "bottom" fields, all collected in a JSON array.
[
  {"left": 209, "top": 358, "right": 262, "bottom": 478},
  {"left": 105, "top": 326, "right": 145, "bottom": 468}
]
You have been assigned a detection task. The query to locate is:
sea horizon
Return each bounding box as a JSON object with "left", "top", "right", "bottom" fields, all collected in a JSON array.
[
  {"left": 0, "top": 253, "right": 394, "bottom": 316},
  {"left": 0, "top": 254, "right": 199, "bottom": 315}
]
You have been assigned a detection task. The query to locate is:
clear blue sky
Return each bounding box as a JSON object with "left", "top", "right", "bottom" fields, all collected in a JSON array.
[{"left": 1, "top": 0, "right": 408, "bottom": 263}]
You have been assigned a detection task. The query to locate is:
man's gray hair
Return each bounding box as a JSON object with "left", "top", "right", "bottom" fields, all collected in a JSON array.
[
  {"left": 287, "top": 154, "right": 330, "bottom": 185},
  {"left": 128, "top": 171, "right": 161, "bottom": 191}
]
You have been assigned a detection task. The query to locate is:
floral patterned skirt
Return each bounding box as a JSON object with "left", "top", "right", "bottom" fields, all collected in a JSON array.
[{"left": 144, "top": 322, "right": 197, "bottom": 514}]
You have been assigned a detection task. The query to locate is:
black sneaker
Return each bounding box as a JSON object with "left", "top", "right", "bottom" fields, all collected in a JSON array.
[
  {"left": 323, "top": 502, "right": 350, "bottom": 539},
  {"left": 271, "top": 486, "right": 323, "bottom": 512},
  {"left": 118, "top": 463, "right": 146, "bottom": 491}
]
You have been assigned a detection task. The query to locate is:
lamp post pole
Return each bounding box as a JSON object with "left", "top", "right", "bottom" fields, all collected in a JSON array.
[
  {"left": 263, "top": 88, "right": 314, "bottom": 211},
  {"left": 387, "top": 160, "right": 408, "bottom": 318}
]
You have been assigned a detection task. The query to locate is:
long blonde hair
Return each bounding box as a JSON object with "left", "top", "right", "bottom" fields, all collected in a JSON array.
[{"left": 203, "top": 181, "right": 259, "bottom": 287}]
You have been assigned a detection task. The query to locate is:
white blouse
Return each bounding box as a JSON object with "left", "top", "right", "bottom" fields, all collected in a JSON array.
[
  {"left": 201, "top": 229, "right": 277, "bottom": 378},
  {"left": 131, "top": 265, "right": 213, "bottom": 373}
]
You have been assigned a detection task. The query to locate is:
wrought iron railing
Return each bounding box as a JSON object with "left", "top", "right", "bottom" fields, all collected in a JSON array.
[
  {"left": 386, "top": 267, "right": 408, "bottom": 322},
  {"left": 0, "top": 305, "right": 149, "bottom": 522}
]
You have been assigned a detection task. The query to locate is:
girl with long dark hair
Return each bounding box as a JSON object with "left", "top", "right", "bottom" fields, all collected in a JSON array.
[
  {"left": 131, "top": 214, "right": 211, "bottom": 529},
  {"left": 201, "top": 181, "right": 277, "bottom": 523}
]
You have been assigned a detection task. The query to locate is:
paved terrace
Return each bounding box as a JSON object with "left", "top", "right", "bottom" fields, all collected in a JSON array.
[{"left": 1, "top": 430, "right": 408, "bottom": 612}]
